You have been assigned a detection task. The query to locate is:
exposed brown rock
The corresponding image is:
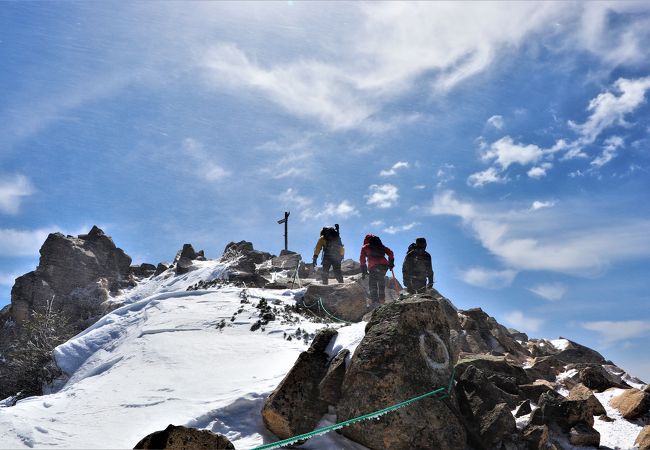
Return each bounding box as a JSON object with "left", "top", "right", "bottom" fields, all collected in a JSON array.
[
  {"left": 302, "top": 283, "right": 368, "bottom": 322},
  {"left": 609, "top": 388, "right": 650, "bottom": 420},
  {"left": 337, "top": 295, "right": 465, "bottom": 450},
  {"left": 635, "top": 425, "right": 650, "bottom": 450},
  {"left": 568, "top": 423, "right": 600, "bottom": 447},
  {"left": 318, "top": 349, "right": 349, "bottom": 405},
  {"left": 522, "top": 424, "right": 550, "bottom": 450},
  {"left": 261, "top": 328, "right": 337, "bottom": 439},
  {"left": 519, "top": 383, "right": 553, "bottom": 404},
  {"left": 568, "top": 383, "right": 606, "bottom": 416},
  {"left": 133, "top": 424, "right": 234, "bottom": 449},
  {"left": 529, "top": 390, "right": 594, "bottom": 431}
]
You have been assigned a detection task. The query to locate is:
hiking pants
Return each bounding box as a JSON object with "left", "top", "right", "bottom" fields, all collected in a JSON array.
[
  {"left": 369, "top": 264, "right": 388, "bottom": 303},
  {"left": 322, "top": 257, "right": 343, "bottom": 284},
  {"left": 407, "top": 277, "right": 427, "bottom": 294}
]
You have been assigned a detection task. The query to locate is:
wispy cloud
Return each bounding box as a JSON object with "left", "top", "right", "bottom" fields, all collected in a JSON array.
[
  {"left": 429, "top": 190, "right": 650, "bottom": 275},
  {"left": 530, "top": 200, "right": 556, "bottom": 211},
  {"left": 278, "top": 188, "right": 313, "bottom": 209},
  {"left": 569, "top": 77, "right": 650, "bottom": 145},
  {"left": 301, "top": 200, "right": 359, "bottom": 221},
  {"left": 367, "top": 184, "right": 399, "bottom": 208},
  {"left": 380, "top": 161, "right": 410, "bottom": 177},
  {"left": 182, "top": 138, "right": 231, "bottom": 182},
  {"left": 0, "top": 228, "right": 52, "bottom": 257},
  {"left": 487, "top": 115, "right": 504, "bottom": 129},
  {"left": 504, "top": 310, "right": 543, "bottom": 333},
  {"left": 0, "top": 174, "right": 34, "bottom": 215},
  {"left": 384, "top": 222, "right": 418, "bottom": 235},
  {"left": 591, "top": 135, "right": 624, "bottom": 168},
  {"left": 582, "top": 320, "right": 650, "bottom": 346},
  {"left": 459, "top": 266, "right": 517, "bottom": 289},
  {"left": 0, "top": 272, "right": 20, "bottom": 286},
  {"left": 528, "top": 283, "right": 567, "bottom": 301},
  {"left": 468, "top": 77, "right": 650, "bottom": 185}
]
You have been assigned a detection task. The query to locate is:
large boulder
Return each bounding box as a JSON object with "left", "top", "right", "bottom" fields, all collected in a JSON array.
[
  {"left": 10, "top": 225, "right": 132, "bottom": 324},
  {"left": 529, "top": 390, "right": 594, "bottom": 431},
  {"left": 455, "top": 364, "right": 518, "bottom": 445},
  {"left": 567, "top": 383, "right": 606, "bottom": 416},
  {"left": 261, "top": 328, "right": 337, "bottom": 439},
  {"left": 133, "top": 424, "right": 234, "bottom": 449},
  {"left": 568, "top": 423, "right": 600, "bottom": 447},
  {"left": 457, "top": 308, "right": 530, "bottom": 361},
  {"left": 302, "top": 283, "right": 368, "bottom": 323},
  {"left": 636, "top": 425, "right": 650, "bottom": 450},
  {"left": 318, "top": 349, "right": 349, "bottom": 406},
  {"left": 221, "top": 241, "right": 273, "bottom": 274},
  {"left": 609, "top": 388, "right": 650, "bottom": 420},
  {"left": 522, "top": 424, "right": 550, "bottom": 450},
  {"left": 336, "top": 296, "right": 465, "bottom": 450},
  {"left": 519, "top": 383, "right": 554, "bottom": 403}
]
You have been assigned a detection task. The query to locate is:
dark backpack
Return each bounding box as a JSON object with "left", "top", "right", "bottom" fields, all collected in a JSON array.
[
  {"left": 367, "top": 235, "right": 384, "bottom": 258},
  {"left": 323, "top": 227, "right": 343, "bottom": 260}
]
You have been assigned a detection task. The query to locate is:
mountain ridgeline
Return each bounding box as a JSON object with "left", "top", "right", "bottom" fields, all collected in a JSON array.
[{"left": 0, "top": 227, "right": 649, "bottom": 449}]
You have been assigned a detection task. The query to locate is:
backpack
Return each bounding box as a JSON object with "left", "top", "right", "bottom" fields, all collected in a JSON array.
[
  {"left": 367, "top": 235, "right": 384, "bottom": 258},
  {"left": 322, "top": 226, "right": 343, "bottom": 260}
]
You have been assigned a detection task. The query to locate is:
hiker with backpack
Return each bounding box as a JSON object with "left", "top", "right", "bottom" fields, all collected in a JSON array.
[
  {"left": 312, "top": 224, "right": 345, "bottom": 284},
  {"left": 359, "top": 234, "right": 395, "bottom": 306},
  {"left": 402, "top": 237, "right": 434, "bottom": 294}
]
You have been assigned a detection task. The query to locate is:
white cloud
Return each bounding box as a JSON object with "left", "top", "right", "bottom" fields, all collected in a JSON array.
[
  {"left": 0, "top": 174, "right": 34, "bottom": 215},
  {"left": 459, "top": 267, "right": 517, "bottom": 289},
  {"left": 370, "top": 220, "right": 385, "bottom": 227},
  {"left": 482, "top": 136, "right": 545, "bottom": 170},
  {"left": 487, "top": 115, "right": 504, "bottom": 129},
  {"left": 384, "top": 222, "right": 418, "bottom": 235},
  {"left": 182, "top": 138, "right": 231, "bottom": 182},
  {"left": 0, "top": 228, "right": 52, "bottom": 257},
  {"left": 467, "top": 167, "right": 507, "bottom": 187},
  {"left": 582, "top": 320, "right": 650, "bottom": 345},
  {"left": 367, "top": 184, "right": 399, "bottom": 208},
  {"left": 278, "top": 188, "right": 312, "bottom": 209},
  {"left": 591, "top": 135, "right": 624, "bottom": 168},
  {"left": 504, "top": 310, "right": 543, "bottom": 333},
  {"left": 430, "top": 190, "right": 650, "bottom": 275},
  {"left": 528, "top": 283, "right": 566, "bottom": 301},
  {"left": 0, "top": 272, "right": 20, "bottom": 286},
  {"left": 379, "top": 161, "right": 410, "bottom": 177},
  {"left": 527, "top": 163, "right": 553, "bottom": 179},
  {"left": 569, "top": 77, "right": 650, "bottom": 145},
  {"left": 301, "top": 200, "right": 359, "bottom": 221},
  {"left": 530, "top": 200, "right": 555, "bottom": 211}
]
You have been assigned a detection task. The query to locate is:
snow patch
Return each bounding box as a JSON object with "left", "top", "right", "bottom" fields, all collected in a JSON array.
[
  {"left": 593, "top": 388, "right": 645, "bottom": 450},
  {"left": 550, "top": 338, "right": 570, "bottom": 351}
]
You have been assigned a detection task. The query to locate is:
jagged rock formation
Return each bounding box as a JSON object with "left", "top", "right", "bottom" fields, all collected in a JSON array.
[
  {"left": 133, "top": 424, "right": 234, "bottom": 449},
  {"left": 9, "top": 226, "right": 132, "bottom": 324},
  {"left": 263, "top": 289, "right": 649, "bottom": 450}
]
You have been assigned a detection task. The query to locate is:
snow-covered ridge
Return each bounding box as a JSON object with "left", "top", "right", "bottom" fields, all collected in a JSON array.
[{"left": 0, "top": 260, "right": 360, "bottom": 449}]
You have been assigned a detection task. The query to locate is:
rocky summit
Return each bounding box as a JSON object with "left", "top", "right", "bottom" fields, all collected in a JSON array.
[{"left": 0, "top": 231, "right": 648, "bottom": 449}]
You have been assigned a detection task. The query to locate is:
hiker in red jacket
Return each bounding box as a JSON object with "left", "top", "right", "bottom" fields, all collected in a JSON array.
[{"left": 359, "top": 234, "right": 395, "bottom": 306}]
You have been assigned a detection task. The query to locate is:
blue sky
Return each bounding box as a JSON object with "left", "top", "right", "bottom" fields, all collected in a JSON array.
[{"left": 1, "top": 2, "right": 649, "bottom": 379}]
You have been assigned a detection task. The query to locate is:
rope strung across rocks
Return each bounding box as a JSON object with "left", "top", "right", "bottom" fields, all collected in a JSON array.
[{"left": 252, "top": 366, "right": 457, "bottom": 450}]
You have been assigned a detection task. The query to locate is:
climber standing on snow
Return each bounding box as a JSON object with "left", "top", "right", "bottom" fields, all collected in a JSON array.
[
  {"left": 402, "top": 237, "right": 434, "bottom": 294},
  {"left": 313, "top": 224, "right": 345, "bottom": 284},
  {"left": 359, "top": 234, "right": 395, "bottom": 306}
]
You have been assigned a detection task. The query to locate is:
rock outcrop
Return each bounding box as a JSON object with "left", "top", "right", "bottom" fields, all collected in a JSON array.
[
  {"left": 261, "top": 328, "right": 337, "bottom": 439},
  {"left": 10, "top": 226, "right": 132, "bottom": 324},
  {"left": 336, "top": 295, "right": 466, "bottom": 450},
  {"left": 133, "top": 424, "right": 234, "bottom": 449},
  {"left": 301, "top": 283, "right": 368, "bottom": 322},
  {"left": 609, "top": 388, "right": 650, "bottom": 420},
  {"left": 636, "top": 425, "right": 650, "bottom": 450}
]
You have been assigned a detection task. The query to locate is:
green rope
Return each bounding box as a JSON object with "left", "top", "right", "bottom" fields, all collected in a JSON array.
[
  {"left": 317, "top": 297, "right": 352, "bottom": 324},
  {"left": 253, "top": 367, "right": 457, "bottom": 450}
]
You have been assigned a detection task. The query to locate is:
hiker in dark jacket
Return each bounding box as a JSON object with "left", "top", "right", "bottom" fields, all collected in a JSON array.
[
  {"left": 313, "top": 225, "right": 345, "bottom": 284},
  {"left": 359, "top": 234, "right": 395, "bottom": 305},
  {"left": 402, "top": 237, "right": 434, "bottom": 294}
]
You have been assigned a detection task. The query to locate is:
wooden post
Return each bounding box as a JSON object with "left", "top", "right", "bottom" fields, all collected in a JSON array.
[{"left": 277, "top": 211, "right": 290, "bottom": 252}]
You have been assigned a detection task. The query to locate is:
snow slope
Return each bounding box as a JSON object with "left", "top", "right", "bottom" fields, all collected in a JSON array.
[{"left": 0, "top": 260, "right": 364, "bottom": 449}]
